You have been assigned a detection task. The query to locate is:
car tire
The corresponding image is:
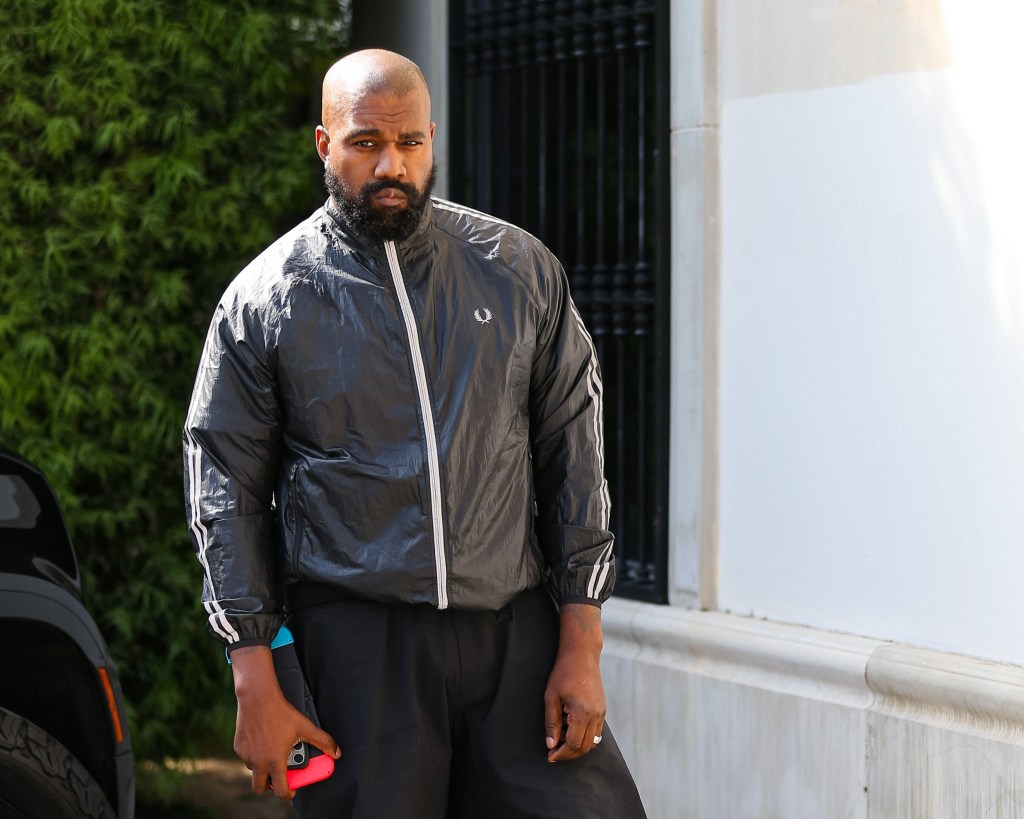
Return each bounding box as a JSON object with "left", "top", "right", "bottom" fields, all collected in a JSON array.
[{"left": 0, "top": 707, "right": 115, "bottom": 819}]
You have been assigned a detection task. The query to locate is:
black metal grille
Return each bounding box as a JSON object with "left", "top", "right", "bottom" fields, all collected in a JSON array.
[{"left": 450, "top": 0, "right": 670, "bottom": 602}]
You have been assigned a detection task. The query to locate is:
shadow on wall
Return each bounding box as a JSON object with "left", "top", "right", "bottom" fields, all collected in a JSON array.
[{"left": 718, "top": 0, "right": 954, "bottom": 101}]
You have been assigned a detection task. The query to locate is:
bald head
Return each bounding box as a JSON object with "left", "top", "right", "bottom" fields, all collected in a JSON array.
[
  {"left": 322, "top": 49, "right": 430, "bottom": 129},
  {"left": 315, "top": 49, "right": 436, "bottom": 242}
]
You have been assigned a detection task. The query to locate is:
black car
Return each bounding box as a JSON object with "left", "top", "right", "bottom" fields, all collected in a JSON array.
[{"left": 0, "top": 446, "right": 134, "bottom": 819}]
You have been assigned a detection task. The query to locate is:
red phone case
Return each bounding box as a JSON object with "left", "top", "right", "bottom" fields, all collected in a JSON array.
[{"left": 286, "top": 754, "right": 336, "bottom": 789}]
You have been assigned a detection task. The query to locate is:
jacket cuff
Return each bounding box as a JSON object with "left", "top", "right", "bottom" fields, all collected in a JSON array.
[
  {"left": 536, "top": 523, "right": 617, "bottom": 605},
  {"left": 224, "top": 638, "right": 273, "bottom": 664},
  {"left": 225, "top": 637, "right": 273, "bottom": 655},
  {"left": 558, "top": 595, "right": 603, "bottom": 608},
  {"left": 204, "top": 607, "right": 283, "bottom": 650}
]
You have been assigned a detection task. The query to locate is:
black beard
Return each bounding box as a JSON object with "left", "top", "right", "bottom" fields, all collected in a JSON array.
[{"left": 326, "top": 160, "right": 437, "bottom": 243}]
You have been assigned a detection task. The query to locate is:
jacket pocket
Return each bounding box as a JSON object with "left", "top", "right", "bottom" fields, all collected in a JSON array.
[{"left": 286, "top": 462, "right": 305, "bottom": 577}]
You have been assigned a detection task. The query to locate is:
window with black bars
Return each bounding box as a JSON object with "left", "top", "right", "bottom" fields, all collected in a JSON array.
[{"left": 449, "top": 0, "right": 670, "bottom": 603}]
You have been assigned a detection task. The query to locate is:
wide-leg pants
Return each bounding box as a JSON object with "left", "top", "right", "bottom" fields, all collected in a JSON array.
[{"left": 289, "top": 586, "right": 647, "bottom": 818}]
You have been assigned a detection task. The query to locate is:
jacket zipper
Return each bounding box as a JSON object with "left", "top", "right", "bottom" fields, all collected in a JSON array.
[{"left": 384, "top": 240, "right": 449, "bottom": 610}]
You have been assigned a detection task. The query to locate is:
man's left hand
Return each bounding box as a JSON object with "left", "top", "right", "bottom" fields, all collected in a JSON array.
[{"left": 544, "top": 603, "right": 606, "bottom": 762}]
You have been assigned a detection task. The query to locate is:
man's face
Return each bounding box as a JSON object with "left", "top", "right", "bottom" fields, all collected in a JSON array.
[{"left": 319, "top": 89, "right": 436, "bottom": 243}]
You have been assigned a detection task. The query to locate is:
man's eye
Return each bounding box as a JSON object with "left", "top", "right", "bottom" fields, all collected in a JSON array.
[{"left": 355, "top": 140, "right": 376, "bottom": 148}]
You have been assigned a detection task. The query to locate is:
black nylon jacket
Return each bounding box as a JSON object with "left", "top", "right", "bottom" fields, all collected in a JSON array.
[{"left": 183, "top": 198, "right": 614, "bottom": 648}]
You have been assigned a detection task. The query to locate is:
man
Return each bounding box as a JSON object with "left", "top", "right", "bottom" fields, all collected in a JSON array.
[{"left": 184, "top": 49, "right": 646, "bottom": 817}]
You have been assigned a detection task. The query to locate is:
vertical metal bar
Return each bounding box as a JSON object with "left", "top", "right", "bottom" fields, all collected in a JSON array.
[
  {"left": 571, "top": 0, "right": 589, "bottom": 302},
  {"left": 632, "top": 5, "right": 652, "bottom": 575},
  {"left": 535, "top": 0, "right": 551, "bottom": 233},
  {"left": 592, "top": 0, "right": 609, "bottom": 340},
  {"left": 494, "top": 1, "right": 516, "bottom": 218},
  {"left": 449, "top": 0, "right": 467, "bottom": 204},
  {"left": 630, "top": 335, "right": 647, "bottom": 577},
  {"left": 634, "top": 8, "right": 649, "bottom": 283},
  {"left": 613, "top": 5, "right": 629, "bottom": 289},
  {"left": 473, "top": 0, "right": 496, "bottom": 212},
  {"left": 553, "top": 0, "right": 570, "bottom": 257},
  {"left": 615, "top": 359, "right": 628, "bottom": 576},
  {"left": 516, "top": 2, "right": 533, "bottom": 232}
]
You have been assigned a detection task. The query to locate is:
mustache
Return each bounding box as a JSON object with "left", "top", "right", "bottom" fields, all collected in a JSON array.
[{"left": 363, "top": 177, "right": 422, "bottom": 200}]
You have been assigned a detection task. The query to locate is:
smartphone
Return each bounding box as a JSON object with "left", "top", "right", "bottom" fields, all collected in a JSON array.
[{"left": 270, "top": 625, "right": 335, "bottom": 790}]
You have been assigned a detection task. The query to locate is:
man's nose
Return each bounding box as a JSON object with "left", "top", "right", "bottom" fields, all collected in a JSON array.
[{"left": 375, "top": 145, "right": 405, "bottom": 179}]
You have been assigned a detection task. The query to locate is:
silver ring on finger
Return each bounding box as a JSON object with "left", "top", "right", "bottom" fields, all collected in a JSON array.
[{"left": 593, "top": 735, "right": 602, "bottom": 745}]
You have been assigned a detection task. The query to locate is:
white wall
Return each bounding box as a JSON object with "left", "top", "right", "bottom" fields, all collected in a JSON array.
[{"left": 716, "top": 1, "right": 1024, "bottom": 664}]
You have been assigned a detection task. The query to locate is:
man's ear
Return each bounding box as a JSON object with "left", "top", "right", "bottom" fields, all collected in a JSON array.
[{"left": 315, "top": 125, "right": 330, "bottom": 163}]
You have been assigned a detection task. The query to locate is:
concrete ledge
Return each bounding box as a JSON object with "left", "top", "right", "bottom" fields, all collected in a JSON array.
[
  {"left": 867, "top": 643, "right": 1024, "bottom": 743},
  {"left": 604, "top": 599, "right": 1024, "bottom": 741},
  {"left": 604, "top": 599, "right": 883, "bottom": 709}
]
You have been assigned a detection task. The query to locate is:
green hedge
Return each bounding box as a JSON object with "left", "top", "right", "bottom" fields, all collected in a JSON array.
[{"left": 0, "top": 0, "right": 347, "bottom": 759}]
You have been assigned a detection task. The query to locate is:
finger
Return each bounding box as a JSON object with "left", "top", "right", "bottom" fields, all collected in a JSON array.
[
  {"left": 548, "top": 707, "right": 586, "bottom": 762},
  {"left": 582, "top": 715, "right": 602, "bottom": 755},
  {"left": 551, "top": 705, "right": 606, "bottom": 762},
  {"left": 565, "top": 708, "right": 588, "bottom": 755},
  {"left": 543, "top": 692, "right": 563, "bottom": 752},
  {"left": 268, "top": 760, "right": 293, "bottom": 800},
  {"left": 578, "top": 712, "right": 605, "bottom": 756},
  {"left": 549, "top": 736, "right": 583, "bottom": 762},
  {"left": 250, "top": 767, "right": 270, "bottom": 795},
  {"left": 592, "top": 716, "right": 606, "bottom": 751},
  {"left": 307, "top": 727, "right": 343, "bottom": 759}
]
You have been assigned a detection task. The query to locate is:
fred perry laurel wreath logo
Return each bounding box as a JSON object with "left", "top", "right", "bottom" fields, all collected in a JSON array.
[{"left": 474, "top": 308, "right": 493, "bottom": 325}]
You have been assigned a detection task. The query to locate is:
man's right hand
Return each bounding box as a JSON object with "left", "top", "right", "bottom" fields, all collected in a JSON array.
[{"left": 229, "top": 645, "right": 341, "bottom": 800}]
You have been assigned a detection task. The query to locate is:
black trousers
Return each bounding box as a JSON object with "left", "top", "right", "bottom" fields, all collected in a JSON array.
[{"left": 289, "top": 586, "right": 647, "bottom": 818}]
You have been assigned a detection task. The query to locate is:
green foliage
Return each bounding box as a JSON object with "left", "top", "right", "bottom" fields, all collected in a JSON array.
[{"left": 0, "top": 0, "right": 349, "bottom": 760}]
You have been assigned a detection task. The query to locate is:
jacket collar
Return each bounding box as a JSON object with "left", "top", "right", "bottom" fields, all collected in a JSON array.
[{"left": 323, "top": 196, "right": 434, "bottom": 257}]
